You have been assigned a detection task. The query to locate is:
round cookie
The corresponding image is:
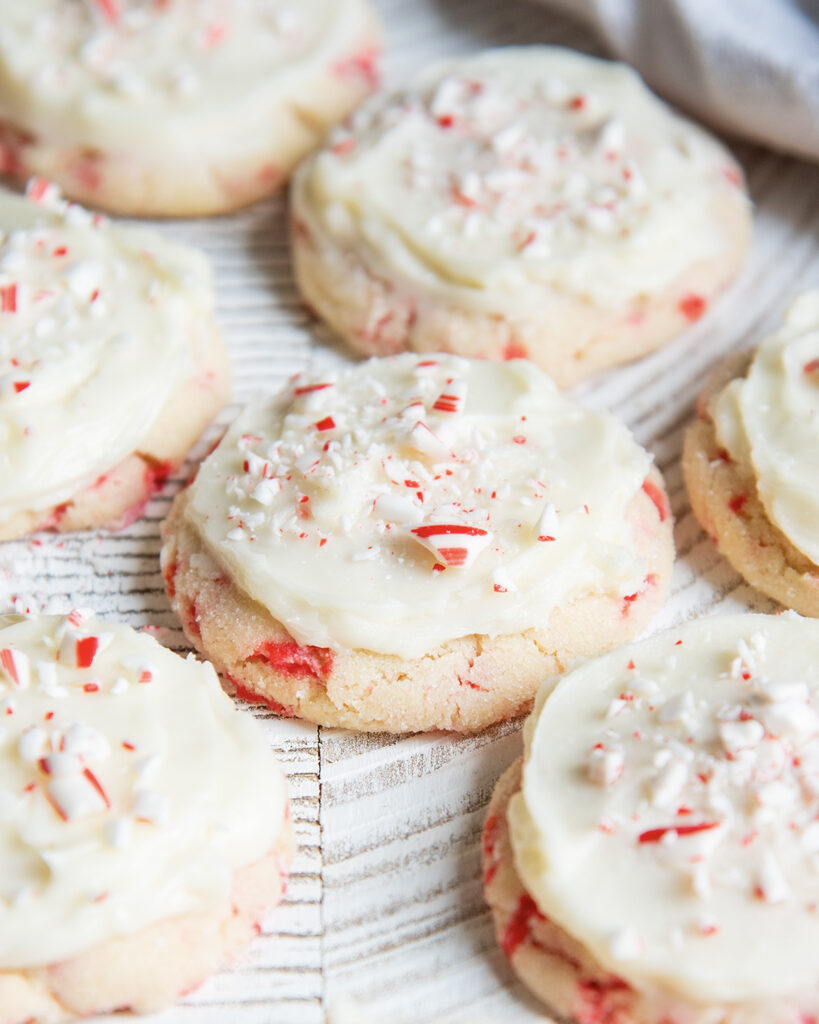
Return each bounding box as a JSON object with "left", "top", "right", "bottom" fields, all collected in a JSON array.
[
  {"left": 0, "top": 610, "right": 293, "bottom": 1023},
  {"left": 161, "top": 353, "right": 674, "bottom": 733},
  {"left": 485, "top": 613, "right": 819, "bottom": 1024},
  {"left": 683, "top": 291, "right": 819, "bottom": 616},
  {"left": 0, "top": 0, "right": 381, "bottom": 217},
  {"left": 0, "top": 182, "right": 230, "bottom": 541},
  {"left": 290, "top": 46, "right": 751, "bottom": 387}
]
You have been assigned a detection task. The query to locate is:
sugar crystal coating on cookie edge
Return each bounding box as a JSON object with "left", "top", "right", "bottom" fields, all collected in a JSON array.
[
  {"left": 497, "top": 613, "right": 819, "bottom": 1024},
  {"left": 0, "top": 610, "right": 287, "bottom": 973},
  {"left": 177, "top": 353, "right": 668, "bottom": 662}
]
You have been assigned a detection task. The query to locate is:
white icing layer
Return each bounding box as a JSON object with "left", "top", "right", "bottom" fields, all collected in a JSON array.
[
  {"left": 0, "top": 0, "right": 378, "bottom": 156},
  {"left": 0, "top": 185, "right": 215, "bottom": 525},
  {"left": 183, "top": 353, "right": 653, "bottom": 658},
  {"left": 0, "top": 611, "right": 286, "bottom": 969},
  {"left": 295, "top": 47, "right": 746, "bottom": 312},
  {"left": 714, "top": 290, "right": 819, "bottom": 563},
  {"left": 509, "top": 613, "right": 819, "bottom": 1008}
]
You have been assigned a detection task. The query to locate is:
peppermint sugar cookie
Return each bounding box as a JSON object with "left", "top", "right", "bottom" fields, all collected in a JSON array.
[
  {"left": 291, "top": 47, "right": 751, "bottom": 386},
  {"left": 0, "top": 183, "right": 229, "bottom": 541},
  {"left": 485, "top": 613, "right": 819, "bottom": 1024},
  {"left": 0, "top": 610, "right": 292, "bottom": 1023},
  {"left": 161, "top": 353, "right": 674, "bottom": 733},
  {"left": 0, "top": 0, "right": 381, "bottom": 217},
  {"left": 684, "top": 291, "right": 819, "bottom": 616}
]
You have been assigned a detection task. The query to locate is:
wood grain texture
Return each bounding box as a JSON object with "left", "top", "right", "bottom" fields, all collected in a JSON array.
[{"left": 2, "top": 1, "right": 818, "bottom": 1022}]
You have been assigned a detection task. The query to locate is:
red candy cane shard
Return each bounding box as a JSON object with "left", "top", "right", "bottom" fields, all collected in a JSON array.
[
  {"left": 12, "top": 381, "right": 29, "bottom": 393},
  {"left": 803, "top": 359, "right": 819, "bottom": 374},
  {"left": 293, "top": 382, "right": 334, "bottom": 396},
  {"left": 679, "top": 293, "right": 707, "bottom": 322},
  {"left": 0, "top": 283, "right": 17, "bottom": 312},
  {"left": 59, "top": 633, "right": 100, "bottom": 669},
  {"left": 314, "top": 416, "right": 336, "bottom": 432},
  {"left": 0, "top": 647, "right": 30, "bottom": 688},
  {"left": 432, "top": 378, "right": 467, "bottom": 415},
  {"left": 83, "top": 767, "right": 111, "bottom": 809},
  {"left": 93, "top": 0, "right": 120, "bottom": 22},
  {"left": 638, "top": 821, "right": 720, "bottom": 844},
  {"left": 25, "top": 177, "right": 58, "bottom": 204},
  {"left": 411, "top": 524, "right": 492, "bottom": 568},
  {"left": 642, "top": 478, "right": 669, "bottom": 522}
]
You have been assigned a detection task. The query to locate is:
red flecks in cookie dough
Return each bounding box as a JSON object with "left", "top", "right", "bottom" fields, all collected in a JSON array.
[
  {"left": 503, "top": 341, "right": 529, "bottom": 360},
  {"left": 641, "top": 477, "right": 669, "bottom": 522},
  {"left": 678, "top": 293, "right": 707, "bottom": 322},
  {"left": 163, "top": 559, "right": 179, "bottom": 600},
  {"left": 482, "top": 814, "right": 504, "bottom": 885},
  {"left": 728, "top": 493, "right": 749, "bottom": 516},
  {"left": 333, "top": 47, "right": 381, "bottom": 90},
  {"left": 621, "top": 573, "right": 658, "bottom": 618},
  {"left": 66, "top": 151, "right": 103, "bottom": 193},
  {"left": 228, "top": 675, "right": 296, "bottom": 719},
  {"left": 803, "top": 359, "right": 819, "bottom": 375},
  {"left": 457, "top": 675, "right": 486, "bottom": 692},
  {"left": 575, "top": 977, "right": 631, "bottom": 1024},
  {"left": 251, "top": 640, "right": 334, "bottom": 682},
  {"left": 500, "top": 893, "right": 546, "bottom": 958}
]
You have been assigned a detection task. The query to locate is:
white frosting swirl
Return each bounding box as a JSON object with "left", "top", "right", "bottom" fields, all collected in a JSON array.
[
  {"left": 714, "top": 290, "right": 819, "bottom": 563},
  {"left": 509, "top": 613, "right": 819, "bottom": 1009},
  {"left": 0, "top": 186, "right": 216, "bottom": 526},
  {"left": 295, "top": 46, "right": 746, "bottom": 312},
  {"left": 183, "top": 354, "right": 653, "bottom": 658},
  {"left": 0, "top": 0, "right": 377, "bottom": 156},
  {"left": 0, "top": 611, "right": 286, "bottom": 969}
]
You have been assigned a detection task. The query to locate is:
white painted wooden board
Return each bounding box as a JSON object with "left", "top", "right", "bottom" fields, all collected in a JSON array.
[{"left": 2, "top": 1, "right": 818, "bottom": 1021}]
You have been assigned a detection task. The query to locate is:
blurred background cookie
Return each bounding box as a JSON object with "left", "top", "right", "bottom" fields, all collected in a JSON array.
[
  {"left": 0, "top": 610, "right": 292, "bottom": 1022},
  {"left": 291, "top": 46, "right": 751, "bottom": 385},
  {"left": 684, "top": 291, "right": 819, "bottom": 616},
  {"left": 161, "top": 353, "right": 673, "bottom": 732},
  {"left": 0, "top": 0, "right": 381, "bottom": 216},
  {"left": 0, "top": 184, "right": 230, "bottom": 541}
]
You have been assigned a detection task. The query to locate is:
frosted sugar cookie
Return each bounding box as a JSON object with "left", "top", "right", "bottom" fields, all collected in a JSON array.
[
  {"left": 291, "top": 46, "right": 751, "bottom": 387},
  {"left": 484, "top": 613, "right": 819, "bottom": 1024},
  {"left": 161, "top": 353, "right": 674, "bottom": 733},
  {"left": 0, "top": 610, "right": 292, "bottom": 1023},
  {"left": 0, "top": 0, "right": 381, "bottom": 217},
  {"left": 683, "top": 291, "right": 819, "bottom": 616},
  {"left": 0, "top": 183, "right": 229, "bottom": 541}
]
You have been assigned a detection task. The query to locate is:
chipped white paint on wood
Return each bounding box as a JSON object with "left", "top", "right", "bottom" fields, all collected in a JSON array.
[{"left": 2, "top": 1, "right": 818, "bottom": 1022}]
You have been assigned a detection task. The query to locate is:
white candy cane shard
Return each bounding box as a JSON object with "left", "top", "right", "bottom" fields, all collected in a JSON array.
[
  {"left": 537, "top": 501, "right": 559, "bottom": 541},
  {"left": 373, "top": 493, "right": 424, "bottom": 526},
  {"left": 17, "top": 726, "right": 48, "bottom": 762},
  {"left": 588, "top": 744, "right": 624, "bottom": 787},
  {"left": 432, "top": 378, "right": 467, "bottom": 415},
  {"left": 757, "top": 851, "right": 790, "bottom": 904},
  {"left": 0, "top": 647, "right": 30, "bottom": 688},
  {"left": 45, "top": 769, "right": 109, "bottom": 821},
  {"left": 250, "top": 477, "right": 281, "bottom": 506},
  {"left": 406, "top": 421, "right": 453, "bottom": 461},
  {"left": 718, "top": 718, "right": 764, "bottom": 754},
  {"left": 411, "top": 524, "right": 492, "bottom": 568}
]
